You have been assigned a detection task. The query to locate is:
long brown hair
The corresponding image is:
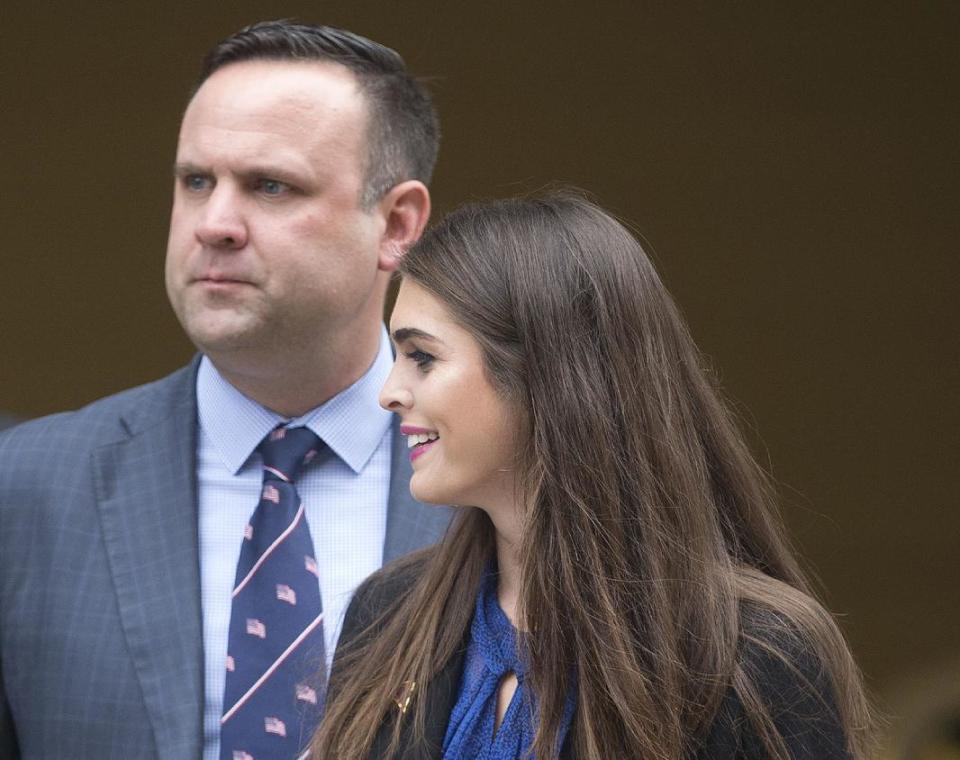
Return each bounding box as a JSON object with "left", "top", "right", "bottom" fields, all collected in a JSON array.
[{"left": 313, "top": 191, "right": 874, "bottom": 759}]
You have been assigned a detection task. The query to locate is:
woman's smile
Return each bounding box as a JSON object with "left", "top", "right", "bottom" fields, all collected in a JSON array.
[{"left": 401, "top": 424, "right": 440, "bottom": 461}]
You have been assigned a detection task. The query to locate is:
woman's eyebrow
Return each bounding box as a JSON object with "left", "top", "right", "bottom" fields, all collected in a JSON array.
[{"left": 391, "top": 327, "right": 440, "bottom": 344}]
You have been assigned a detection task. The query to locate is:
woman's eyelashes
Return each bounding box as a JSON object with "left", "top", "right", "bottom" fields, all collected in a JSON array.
[{"left": 404, "top": 349, "right": 436, "bottom": 371}]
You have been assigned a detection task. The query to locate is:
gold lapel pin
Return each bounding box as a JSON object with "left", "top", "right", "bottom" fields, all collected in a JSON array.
[{"left": 394, "top": 680, "right": 417, "bottom": 714}]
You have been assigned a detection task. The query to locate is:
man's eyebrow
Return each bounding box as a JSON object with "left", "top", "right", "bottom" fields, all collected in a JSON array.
[
  {"left": 173, "top": 162, "right": 205, "bottom": 177},
  {"left": 236, "top": 165, "right": 305, "bottom": 184},
  {"left": 172, "top": 162, "right": 305, "bottom": 183},
  {"left": 391, "top": 327, "right": 439, "bottom": 344}
]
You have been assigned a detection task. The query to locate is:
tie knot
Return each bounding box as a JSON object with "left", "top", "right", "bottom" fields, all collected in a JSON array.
[{"left": 258, "top": 426, "right": 322, "bottom": 483}]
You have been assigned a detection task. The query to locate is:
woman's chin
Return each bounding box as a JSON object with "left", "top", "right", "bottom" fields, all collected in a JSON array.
[{"left": 409, "top": 476, "right": 447, "bottom": 506}]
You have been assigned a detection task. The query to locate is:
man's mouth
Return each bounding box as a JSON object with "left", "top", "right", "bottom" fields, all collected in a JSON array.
[{"left": 197, "top": 275, "right": 251, "bottom": 284}]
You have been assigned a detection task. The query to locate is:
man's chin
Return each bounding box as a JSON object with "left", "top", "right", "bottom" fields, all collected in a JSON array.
[{"left": 181, "top": 315, "right": 264, "bottom": 357}]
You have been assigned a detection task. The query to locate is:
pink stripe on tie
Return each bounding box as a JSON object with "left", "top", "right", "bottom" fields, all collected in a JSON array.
[
  {"left": 263, "top": 465, "right": 290, "bottom": 482},
  {"left": 232, "top": 503, "right": 305, "bottom": 598},
  {"left": 221, "top": 611, "right": 325, "bottom": 724}
]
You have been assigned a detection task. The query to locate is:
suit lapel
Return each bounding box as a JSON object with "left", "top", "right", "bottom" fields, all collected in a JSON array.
[
  {"left": 419, "top": 647, "right": 466, "bottom": 758},
  {"left": 369, "top": 646, "right": 466, "bottom": 760},
  {"left": 382, "top": 415, "right": 453, "bottom": 563},
  {"left": 92, "top": 361, "right": 204, "bottom": 759}
]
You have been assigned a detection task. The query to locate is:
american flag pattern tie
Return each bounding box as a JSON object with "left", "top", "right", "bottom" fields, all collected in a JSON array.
[{"left": 220, "top": 425, "right": 326, "bottom": 760}]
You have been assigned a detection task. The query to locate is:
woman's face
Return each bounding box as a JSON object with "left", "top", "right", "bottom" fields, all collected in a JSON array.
[{"left": 380, "top": 279, "right": 521, "bottom": 514}]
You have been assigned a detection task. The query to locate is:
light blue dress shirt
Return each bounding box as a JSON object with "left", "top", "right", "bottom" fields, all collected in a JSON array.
[{"left": 197, "top": 333, "right": 394, "bottom": 760}]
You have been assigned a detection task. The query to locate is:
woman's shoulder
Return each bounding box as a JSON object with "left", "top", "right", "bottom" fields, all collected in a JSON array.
[
  {"left": 340, "top": 547, "right": 437, "bottom": 643},
  {"left": 737, "top": 599, "right": 830, "bottom": 677},
  {"left": 700, "top": 600, "right": 853, "bottom": 759},
  {"left": 328, "top": 548, "right": 437, "bottom": 706}
]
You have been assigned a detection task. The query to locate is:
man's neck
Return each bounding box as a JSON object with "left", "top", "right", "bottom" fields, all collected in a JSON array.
[{"left": 207, "top": 334, "right": 381, "bottom": 418}]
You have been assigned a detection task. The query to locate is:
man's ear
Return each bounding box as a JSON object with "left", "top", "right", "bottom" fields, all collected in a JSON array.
[{"left": 377, "top": 180, "right": 431, "bottom": 272}]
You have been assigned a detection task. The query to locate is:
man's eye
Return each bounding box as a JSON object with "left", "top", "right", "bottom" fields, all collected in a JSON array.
[
  {"left": 405, "top": 350, "right": 435, "bottom": 370},
  {"left": 256, "top": 179, "right": 291, "bottom": 196},
  {"left": 184, "top": 174, "right": 212, "bottom": 192}
]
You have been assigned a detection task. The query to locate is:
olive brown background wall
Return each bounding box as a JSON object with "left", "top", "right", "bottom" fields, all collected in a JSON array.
[{"left": 2, "top": 3, "right": 957, "bottom": 755}]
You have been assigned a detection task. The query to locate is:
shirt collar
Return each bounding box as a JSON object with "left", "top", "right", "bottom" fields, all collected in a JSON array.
[{"left": 196, "top": 327, "right": 395, "bottom": 475}]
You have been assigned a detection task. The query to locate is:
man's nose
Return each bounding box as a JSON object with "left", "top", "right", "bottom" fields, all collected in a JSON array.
[{"left": 195, "top": 186, "right": 248, "bottom": 249}]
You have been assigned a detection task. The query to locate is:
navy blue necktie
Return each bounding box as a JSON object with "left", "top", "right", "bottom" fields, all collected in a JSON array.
[{"left": 220, "top": 426, "right": 326, "bottom": 760}]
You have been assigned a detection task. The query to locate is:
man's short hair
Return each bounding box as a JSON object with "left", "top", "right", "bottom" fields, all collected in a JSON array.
[{"left": 198, "top": 20, "right": 440, "bottom": 208}]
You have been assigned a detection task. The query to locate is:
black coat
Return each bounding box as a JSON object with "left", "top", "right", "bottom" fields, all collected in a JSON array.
[{"left": 328, "top": 557, "right": 853, "bottom": 760}]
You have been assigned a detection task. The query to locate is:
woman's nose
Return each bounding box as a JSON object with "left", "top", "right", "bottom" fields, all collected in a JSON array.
[{"left": 379, "top": 365, "right": 413, "bottom": 412}]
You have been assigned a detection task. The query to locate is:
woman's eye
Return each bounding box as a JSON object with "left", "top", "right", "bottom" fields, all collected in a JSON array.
[{"left": 405, "top": 350, "right": 435, "bottom": 370}]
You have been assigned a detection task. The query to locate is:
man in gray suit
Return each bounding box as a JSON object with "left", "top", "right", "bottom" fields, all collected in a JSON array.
[{"left": 0, "top": 21, "right": 448, "bottom": 759}]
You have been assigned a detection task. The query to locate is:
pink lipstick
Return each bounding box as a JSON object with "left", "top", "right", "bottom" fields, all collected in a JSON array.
[
  {"left": 400, "top": 425, "right": 434, "bottom": 435},
  {"left": 401, "top": 425, "right": 439, "bottom": 462}
]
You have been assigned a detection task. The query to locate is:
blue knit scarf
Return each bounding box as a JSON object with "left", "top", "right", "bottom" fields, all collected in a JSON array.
[{"left": 441, "top": 570, "right": 575, "bottom": 759}]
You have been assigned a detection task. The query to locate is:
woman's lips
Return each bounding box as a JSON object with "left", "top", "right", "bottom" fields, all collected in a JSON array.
[
  {"left": 401, "top": 425, "right": 439, "bottom": 462},
  {"left": 400, "top": 425, "right": 434, "bottom": 435},
  {"left": 409, "top": 439, "right": 437, "bottom": 462}
]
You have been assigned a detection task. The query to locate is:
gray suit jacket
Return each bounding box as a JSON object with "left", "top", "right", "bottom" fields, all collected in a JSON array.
[{"left": 0, "top": 359, "right": 450, "bottom": 759}]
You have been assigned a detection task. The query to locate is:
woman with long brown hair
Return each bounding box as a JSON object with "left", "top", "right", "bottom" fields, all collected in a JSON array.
[{"left": 313, "top": 192, "right": 874, "bottom": 759}]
